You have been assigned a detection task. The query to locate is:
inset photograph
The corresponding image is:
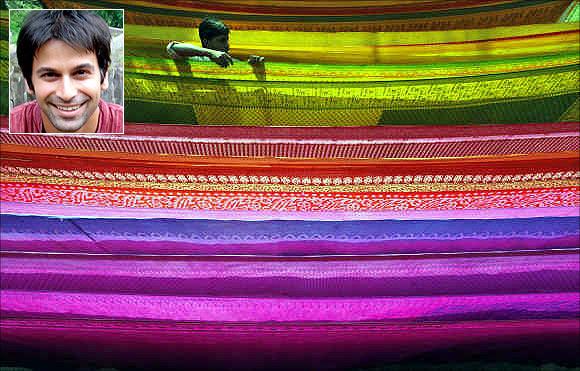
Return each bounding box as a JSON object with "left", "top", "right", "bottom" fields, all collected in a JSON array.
[{"left": 9, "top": 9, "right": 124, "bottom": 134}]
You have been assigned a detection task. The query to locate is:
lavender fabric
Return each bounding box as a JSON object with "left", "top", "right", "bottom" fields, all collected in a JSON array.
[
  {"left": 1, "top": 215, "right": 579, "bottom": 368},
  {"left": 1, "top": 214, "right": 578, "bottom": 255}
]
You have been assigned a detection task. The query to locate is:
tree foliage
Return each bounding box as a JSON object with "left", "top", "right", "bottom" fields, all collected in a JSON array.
[
  {"left": 5, "top": 0, "right": 43, "bottom": 9},
  {"left": 94, "top": 9, "right": 123, "bottom": 29}
]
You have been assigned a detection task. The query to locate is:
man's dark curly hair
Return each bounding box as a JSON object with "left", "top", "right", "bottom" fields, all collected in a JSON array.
[{"left": 17, "top": 10, "right": 111, "bottom": 91}]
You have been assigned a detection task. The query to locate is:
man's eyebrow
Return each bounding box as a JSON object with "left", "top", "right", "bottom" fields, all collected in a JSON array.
[
  {"left": 73, "top": 63, "right": 96, "bottom": 71},
  {"left": 35, "top": 67, "right": 58, "bottom": 75},
  {"left": 35, "top": 64, "right": 95, "bottom": 75}
]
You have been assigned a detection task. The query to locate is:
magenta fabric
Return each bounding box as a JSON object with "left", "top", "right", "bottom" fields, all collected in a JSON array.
[
  {"left": 2, "top": 290, "right": 578, "bottom": 322},
  {"left": 0, "top": 253, "right": 578, "bottom": 300},
  {"left": 2, "top": 317, "right": 578, "bottom": 370}
]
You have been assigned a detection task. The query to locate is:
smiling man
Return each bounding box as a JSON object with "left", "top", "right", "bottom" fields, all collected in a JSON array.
[{"left": 10, "top": 10, "right": 123, "bottom": 134}]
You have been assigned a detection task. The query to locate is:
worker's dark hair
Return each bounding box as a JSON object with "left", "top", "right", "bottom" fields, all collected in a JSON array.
[{"left": 198, "top": 17, "right": 229, "bottom": 47}]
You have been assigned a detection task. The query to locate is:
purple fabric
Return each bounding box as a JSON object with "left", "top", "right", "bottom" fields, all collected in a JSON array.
[
  {"left": 3, "top": 237, "right": 578, "bottom": 256},
  {"left": 5, "top": 215, "right": 578, "bottom": 242},
  {"left": 2, "top": 214, "right": 578, "bottom": 256},
  {"left": 1, "top": 253, "right": 578, "bottom": 297}
]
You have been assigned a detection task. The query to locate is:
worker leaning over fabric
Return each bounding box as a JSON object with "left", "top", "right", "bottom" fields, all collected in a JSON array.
[{"left": 166, "top": 18, "right": 265, "bottom": 68}]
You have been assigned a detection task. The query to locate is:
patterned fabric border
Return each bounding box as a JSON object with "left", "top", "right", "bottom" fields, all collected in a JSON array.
[
  {"left": 4, "top": 174, "right": 578, "bottom": 193},
  {"left": 2, "top": 182, "right": 577, "bottom": 212},
  {"left": 4, "top": 165, "right": 578, "bottom": 183},
  {"left": 2, "top": 166, "right": 579, "bottom": 192}
]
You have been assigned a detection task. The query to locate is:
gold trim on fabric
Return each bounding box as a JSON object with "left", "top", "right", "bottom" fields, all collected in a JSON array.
[{"left": 2, "top": 174, "right": 578, "bottom": 193}]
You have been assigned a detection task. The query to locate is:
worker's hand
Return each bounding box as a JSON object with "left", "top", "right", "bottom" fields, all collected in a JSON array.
[
  {"left": 166, "top": 41, "right": 180, "bottom": 58},
  {"left": 248, "top": 55, "right": 265, "bottom": 66},
  {"left": 209, "top": 50, "right": 234, "bottom": 68}
]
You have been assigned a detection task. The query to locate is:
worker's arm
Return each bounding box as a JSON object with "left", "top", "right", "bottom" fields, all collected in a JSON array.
[{"left": 166, "top": 41, "right": 234, "bottom": 68}]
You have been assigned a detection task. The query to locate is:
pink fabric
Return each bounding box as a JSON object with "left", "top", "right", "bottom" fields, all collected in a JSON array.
[
  {"left": 2, "top": 290, "right": 577, "bottom": 322},
  {"left": 9, "top": 100, "right": 123, "bottom": 134},
  {"left": 2, "top": 202, "right": 578, "bottom": 220}
]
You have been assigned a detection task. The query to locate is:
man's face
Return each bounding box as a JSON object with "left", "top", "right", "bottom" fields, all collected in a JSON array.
[
  {"left": 28, "top": 39, "right": 108, "bottom": 133},
  {"left": 205, "top": 34, "right": 229, "bottom": 53}
]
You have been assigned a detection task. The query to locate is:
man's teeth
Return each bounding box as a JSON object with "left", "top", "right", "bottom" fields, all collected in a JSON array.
[{"left": 57, "top": 105, "right": 81, "bottom": 111}]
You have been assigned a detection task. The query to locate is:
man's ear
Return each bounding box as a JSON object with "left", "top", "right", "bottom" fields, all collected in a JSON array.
[
  {"left": 25, "top": 80, "right": 34, "bottom": 96},
  {"left": 101, "top": 71, "right": 109, "bottom": 91}
]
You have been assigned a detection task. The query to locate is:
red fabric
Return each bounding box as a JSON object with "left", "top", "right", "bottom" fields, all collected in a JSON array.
[
  {"left": 9, "top": 100, "right": 123, "bottom": 134},
  {"left": 2, "top": 181, "right": 578, "bottom": 212},
  {"left": 2, "top": 144, "right": 578, "bottom": 177},
  {"left": 158, "top": 0, "right": 534, "bottom": 15},
  {"left": 2, "top": 115, "right": 579, "bottom": 139}
]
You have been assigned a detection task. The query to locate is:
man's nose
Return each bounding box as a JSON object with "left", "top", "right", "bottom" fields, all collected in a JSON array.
[{"left": 56, "top": 76, "right": 77, "bottom": 101}]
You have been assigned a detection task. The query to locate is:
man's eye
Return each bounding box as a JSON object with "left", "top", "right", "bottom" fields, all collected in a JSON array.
[
  {"left": 41, "top": 72, "right": 57, "bottom": 78},
  {"left": 75, "top": 70, "right": 89, "bottom": 76}
]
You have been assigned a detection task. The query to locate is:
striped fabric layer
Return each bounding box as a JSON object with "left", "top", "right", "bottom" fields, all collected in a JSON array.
[
  {"left": 2, "top": 2, "right": 580, "bottom": 370},
  {"left": 2, "top": 9, "right": 579, "bottom": 125},
  {"left": 2, "top": 140, "right": 578, "bottom": 218},
  {"left": 1, "top": 317, "right": 577, "bottom": 370},
  {"left": 2, "top": 118, "right": 579, "bottom": 159},
  {"left": 121, "top": 22, "right": 580, "bottom": 125},
  {"left": 42, "top": 0, "right": 575, "bottom": 31},
  {"left": 2, "top": 215, "right": 579, "bottom": 256}
]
